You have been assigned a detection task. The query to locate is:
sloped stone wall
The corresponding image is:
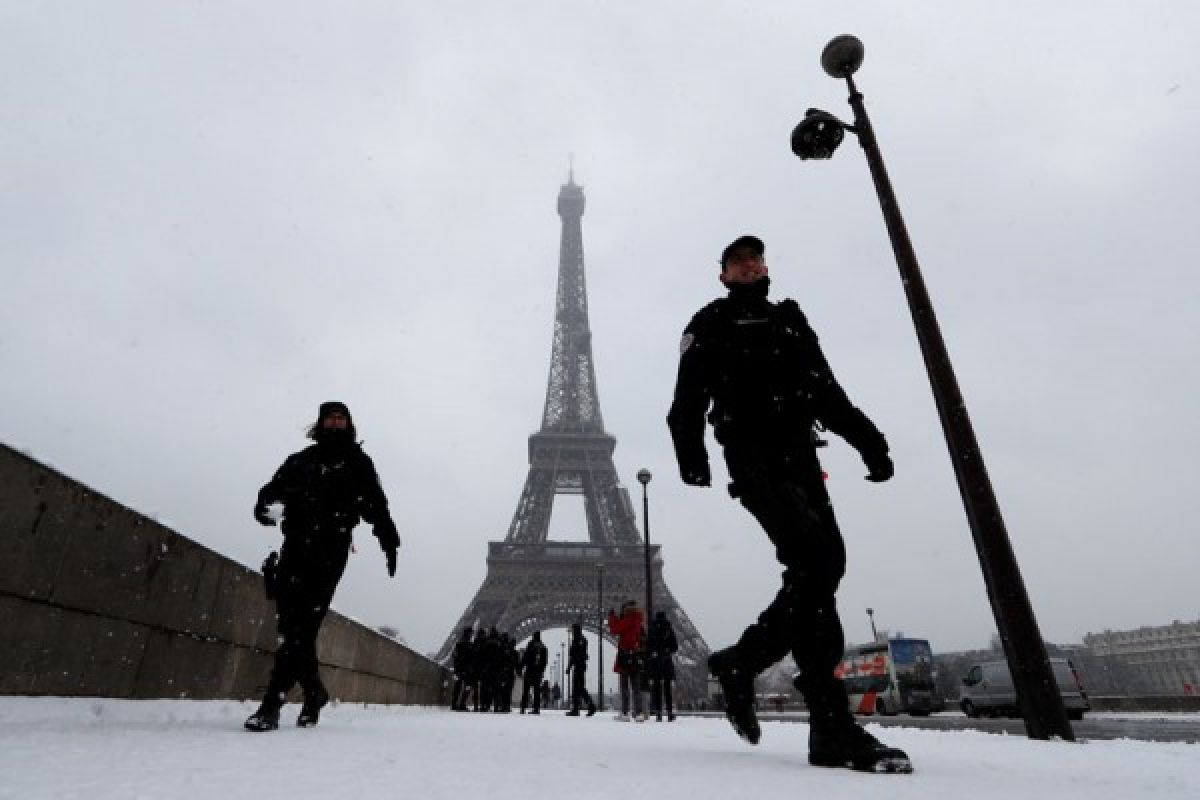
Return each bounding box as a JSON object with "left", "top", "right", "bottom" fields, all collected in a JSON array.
[{"left": 0, "top": 443, "right": 448, "bottom": 703}]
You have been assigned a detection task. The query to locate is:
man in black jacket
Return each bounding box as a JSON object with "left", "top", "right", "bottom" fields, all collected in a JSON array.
[
  {"left": 565, "top": 623, "right": 596, "bottom": 717},
  {"left": 477, "top": 628, "right": 500, "bottom": 712},
  {"left": 645, "top": 611, "right": 678, "bottom": 722},
  {"left": 667, "top": 236, "right": 911, "bottom": 773},
  {"left": 519, "top": 631, "right": 549, "bottom": 714},
  {"left": 244, "top": 401, "right": 400, "bottom": 732}
]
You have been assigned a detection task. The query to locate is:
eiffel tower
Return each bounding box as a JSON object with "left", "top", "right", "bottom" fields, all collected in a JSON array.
[{"left": 436, "top": 173, "right": 709, "bottom": 697}]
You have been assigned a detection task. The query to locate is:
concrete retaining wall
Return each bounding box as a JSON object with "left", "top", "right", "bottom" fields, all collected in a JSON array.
[{"left": 0, "top": 443, "right": 450, "bottom": 703}]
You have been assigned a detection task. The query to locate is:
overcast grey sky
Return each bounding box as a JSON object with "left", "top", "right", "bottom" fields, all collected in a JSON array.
[{"left": 3, "top": 1, "right": 1197, "bottom": 660}]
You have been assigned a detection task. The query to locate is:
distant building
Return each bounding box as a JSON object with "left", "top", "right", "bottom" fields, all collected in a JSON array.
[
  {"left": 935, "top": 619, "right": 1200, "bottom": 700},
  {"left": 1083, "top": 619, "right": 1200, "bottom": 696}
]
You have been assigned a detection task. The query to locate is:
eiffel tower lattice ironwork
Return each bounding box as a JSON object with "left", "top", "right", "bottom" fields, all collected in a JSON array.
[{"left": 436, "top": 174, "right": 710, "bottom": 697}]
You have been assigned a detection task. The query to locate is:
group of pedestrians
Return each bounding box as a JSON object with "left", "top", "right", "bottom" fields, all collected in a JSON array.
[
  {"left": 241, "top": 234, "right": 914, "bottom": 775},
  {"left": 448, "top": 627, "right": 562, "bottom": 713},
  {"left": 606, "top": 602, "right": 679, "bottom": 722},
  {"left": 447, "top": 610, "right": 680, "bottom": 723}
]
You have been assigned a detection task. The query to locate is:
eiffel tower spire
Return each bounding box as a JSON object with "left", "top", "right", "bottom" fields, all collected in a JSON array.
[
  {"left": 504, "top": 173, "right": 635, "bottom": 546},
  {"left": 542, "top": 174, "right": 602, "bottom": 432}
]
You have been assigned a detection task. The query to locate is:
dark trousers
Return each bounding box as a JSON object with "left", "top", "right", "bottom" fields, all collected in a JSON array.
[
  {"left": 478, "top": 678, "right": 494, "bottom": 711},
  {"left": 266, "top": 533, "right": 350, "bottom": 704},
  {"left": 520, "top": 672, "right": 544, "bottom": 713},
  {"left": 570, "top": 667, "right": 594, "bottom": 711},
  {"left": 499, "top": 676, "right": 515, "bottom": 711},
  {"left": 451, "top": 677, "right": 473, "bottom": 710},
  {"left": 724, "top": 447, "right": 853, "bottom": 725},
  {"left": 650, "top": 677, "right": 674, "bottom": 717},
  {"left": 618, "top": 665, "right": 644, "bottom": 715}
]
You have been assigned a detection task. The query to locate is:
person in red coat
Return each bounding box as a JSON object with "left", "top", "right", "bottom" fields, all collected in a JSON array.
[{"left": 607, "top": 600, "right": 646, "bottom": 721}]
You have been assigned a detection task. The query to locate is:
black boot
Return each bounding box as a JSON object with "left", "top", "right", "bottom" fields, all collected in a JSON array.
[
  {"left": 244, "top": 692, "right": 284, "bottom": 733},
  {"left": 799, "top": 674, "right": 912, "bottom": 774},
  {"left": 708, "top": 647, "right": 760, "bottom": 745},
  {"left": 586, "top": 703, "right": 596, "bottom": 717},
  {"left": 297, "top": 684, "right": 330, "bottom": 728},
  {"left": 808, "top": 722, "right": 913, "bottom": 773}
]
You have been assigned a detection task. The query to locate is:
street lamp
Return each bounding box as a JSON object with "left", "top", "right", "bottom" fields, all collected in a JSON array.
[
  {"left": 560, "top": 641, "right": 566, "bottom": 706},
  {"left": 867, "top": 607, "right": 879, "bottom": 643},
  {"left": 636, "top": 468, "right": 653, "bottom": 624},
  {"left": 596, "top": 563, "right": 605, "bottom": 712},
  {"left": 793, "top": 34, "right": 1073, "bottom": 741},
  {"left": 552, "top": 652, "right": 560, "bottom": 708}
]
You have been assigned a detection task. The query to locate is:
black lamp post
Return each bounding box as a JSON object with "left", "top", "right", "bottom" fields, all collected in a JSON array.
[
  {"left": 867, "top": 607, "right": 879, "bottom": 643},
  {"left": 792, "top": 34, "right": 1073, "bottom": 742},
  {"left": 637, "top": 468, "right": 653, "bottom": 624},
  {"left": 596, "top": 563, "right": 605, "bottom": 711}
]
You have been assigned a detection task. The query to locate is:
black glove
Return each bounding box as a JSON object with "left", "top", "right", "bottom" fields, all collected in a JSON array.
[
  {"left": 862, "top": 451, "right": 894, "bottom": 483},
  {"left": 253, "top": 502, "right": 276, "bottom": 526},
  {"left": 680, "top": 460, "right": 712, "bottom": 487},
  {"left": 374, "top": 517, "right": 401, "bottom": 552},
  {"left": 385, "top": 548, "right": 397, "bottom": 578}
]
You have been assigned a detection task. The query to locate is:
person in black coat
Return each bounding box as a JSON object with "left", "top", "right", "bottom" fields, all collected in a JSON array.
[
  {"left": 244, "top": 401, "right": 400, "bottom": 732},
  {"left": 565, "top": 623, "right": 596, "bottom": 717},
  {"left": 477, "top": 628, "right": 501, "bottom": 712},
  {"left": 519, "top": 631, "right": 549, "bottom": 714},
  {"left": 667, "top": 237, "right": 911, "bottom": 773},
  {"left": 500, "top": 633, "right": 520, "bottom": 712},
  {"left": 645, "top": 611, "right": 678, "bottom": 721},
  {"left": 451, "top": 627, "right": 476, "bottom": 711}
]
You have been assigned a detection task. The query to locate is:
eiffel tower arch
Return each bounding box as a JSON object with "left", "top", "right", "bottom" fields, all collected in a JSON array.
[{"left": 437, "top": 174, "right": 710, "bottom": 700}]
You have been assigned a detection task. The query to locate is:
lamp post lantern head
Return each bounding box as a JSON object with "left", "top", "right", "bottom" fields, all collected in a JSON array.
[
  {"left": 637, "top": 468, "right": 652, "bottom": 486},
  {"left": 791, "top": 108, "right": 848, "bottom": 160},
  {"left": 821, "top": 34, "right": 864, "bottom": 78}
]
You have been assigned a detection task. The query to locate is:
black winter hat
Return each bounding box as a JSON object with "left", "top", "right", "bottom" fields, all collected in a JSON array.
[
  {"left": 318, "top": 401, "right": 352, "bottom": 421},
  {"left": 309, "top": 400, "right": 357, "bottom": 441},
  {"left": 720, "top": 235, "right": 765, "bottom": 267}
]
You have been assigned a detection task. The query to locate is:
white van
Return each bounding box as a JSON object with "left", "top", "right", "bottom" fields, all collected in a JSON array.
[{"left": 960, "top": 658, "right": 1089, "bottom": 720}]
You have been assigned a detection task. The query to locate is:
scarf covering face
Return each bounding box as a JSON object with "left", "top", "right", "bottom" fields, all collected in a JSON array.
[{"left": 726, "top": 275, "right": 771, "bottom": 303}]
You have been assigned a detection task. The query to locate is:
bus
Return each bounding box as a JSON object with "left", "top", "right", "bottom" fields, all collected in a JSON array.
[{"left": 834, "top": 638, "right": 944, "bottom": 716}]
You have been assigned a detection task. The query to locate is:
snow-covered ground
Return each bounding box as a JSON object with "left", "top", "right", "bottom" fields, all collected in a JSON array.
[{"left": 1, "top": 698, "right": 1196, "bottom": 800}]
